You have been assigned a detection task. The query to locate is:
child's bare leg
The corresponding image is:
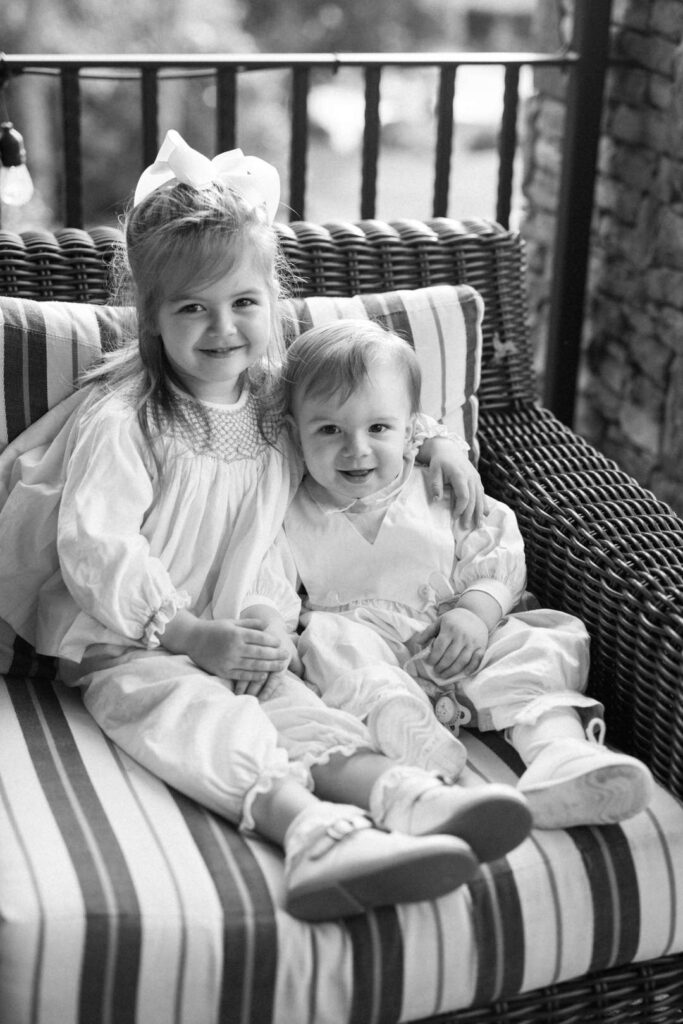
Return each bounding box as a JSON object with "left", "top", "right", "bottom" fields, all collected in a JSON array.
[
  {"left": 311, "top": 750, "right": 531, "bottom": 863},
  {"left": 250, "top": 770, "right": 478, "bottom": 921}
]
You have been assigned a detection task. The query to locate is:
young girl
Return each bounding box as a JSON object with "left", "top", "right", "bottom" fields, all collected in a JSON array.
[
  {"left": 0, "top": 132, "right": 532, "bottom": 922},
  {"left": 275, "top": 319, "right": 655, "bottom": 830}
]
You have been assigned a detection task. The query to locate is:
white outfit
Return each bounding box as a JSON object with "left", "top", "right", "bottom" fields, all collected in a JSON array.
[
  {"left": 0, "top": 383, "right": 374, "bottom": 829},
  {"left": 281, "top": 462, "right": 596, "bottom": 737}
]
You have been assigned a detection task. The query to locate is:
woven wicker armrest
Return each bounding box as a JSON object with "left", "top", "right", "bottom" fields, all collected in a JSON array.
[{"left": 478, "top": 403, "right": 683, "bottom": 798}]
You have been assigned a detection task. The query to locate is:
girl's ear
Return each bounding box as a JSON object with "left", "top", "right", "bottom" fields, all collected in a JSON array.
[{"left": 286, "top": 412, "right": 302, "bottom": 451}]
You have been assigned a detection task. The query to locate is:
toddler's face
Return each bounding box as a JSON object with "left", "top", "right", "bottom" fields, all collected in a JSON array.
[
  {"left": 291, "top": 363, "right": 415, "bottom": 503},
  {"left": 156, "top": 246, "right": 272, "bottom": 404}
]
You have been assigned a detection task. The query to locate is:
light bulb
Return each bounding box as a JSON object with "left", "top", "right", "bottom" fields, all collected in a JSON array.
[
  {"left": 0, "top": 122, "right": 34, "bottom": 207},
  {"left": 0, "top": 163, "right": 34, "bottom": 205}
]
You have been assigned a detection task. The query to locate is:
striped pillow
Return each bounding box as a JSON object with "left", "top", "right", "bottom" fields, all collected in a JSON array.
[
  {"left": 0, "top": 297, "right": 135, "bottom": 448},
  {"left": 0, "top": 284, "right": 483, "bottom": 455},
  {"left": 281, "top": 285, "right": 483, "bottom": 458}
]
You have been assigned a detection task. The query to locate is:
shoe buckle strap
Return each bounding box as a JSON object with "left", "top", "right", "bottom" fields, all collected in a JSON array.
[{"left": 306, "top": 813, "right": 376, "bottom": 862}]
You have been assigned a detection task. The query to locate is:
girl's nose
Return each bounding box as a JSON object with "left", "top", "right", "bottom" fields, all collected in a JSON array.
[{"left": 209, "top": 310, "right": 237, "bottom": 338}]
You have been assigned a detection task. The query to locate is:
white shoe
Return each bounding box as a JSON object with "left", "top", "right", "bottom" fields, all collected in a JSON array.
[
  {"left": 368, "top": 693, "right": 467, "bottom": 779},
  {"left": 369, "top": 768, "right": 532, "bottom": 863},
  {"left": 284, "top": 806, "right": 478, "bottom": 922},
  {"left": 517, "top": 720, "right": 655, "bottom": 828}
]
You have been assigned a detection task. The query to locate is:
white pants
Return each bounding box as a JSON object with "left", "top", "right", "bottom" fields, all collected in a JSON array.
[
  {"left": 298, "top": 606, "right": 597, "bottom": 734},
  {"left": 61, "top": 648, "right": 373, "bottom": 830}
]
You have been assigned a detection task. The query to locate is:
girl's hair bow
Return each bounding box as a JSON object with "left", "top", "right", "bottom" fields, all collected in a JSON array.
[{"left": 133, "top": 129, "right": 280, "bottom": 224}]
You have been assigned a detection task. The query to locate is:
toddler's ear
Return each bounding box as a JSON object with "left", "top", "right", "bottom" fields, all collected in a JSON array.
[{"left": 404, "top": 413, "right": 417, "bottom": 452}]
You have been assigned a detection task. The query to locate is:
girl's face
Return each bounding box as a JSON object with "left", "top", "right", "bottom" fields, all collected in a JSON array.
[
  {"left": 291, "top": 362, "right": 415, "bottom": 503},
  {"left": 156, "top": 247, "right": 272, "bottom": 404}
]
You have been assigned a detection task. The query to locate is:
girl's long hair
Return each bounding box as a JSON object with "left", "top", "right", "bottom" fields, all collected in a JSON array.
[{"left": 82, "top": 180, "right": 290, "bottom": 463}]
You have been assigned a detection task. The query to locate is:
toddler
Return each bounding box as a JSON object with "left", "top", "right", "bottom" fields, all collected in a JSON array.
[{"left": 273, "top": 319, "right": 655, "bottom": 829}]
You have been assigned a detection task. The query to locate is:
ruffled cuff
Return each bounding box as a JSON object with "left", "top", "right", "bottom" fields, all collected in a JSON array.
[
  {"left": 143, "top": 590, "right": 192, "bottom": 648},
  {"left": 410, "top": 413, "right": 469, "bottom": 456}
]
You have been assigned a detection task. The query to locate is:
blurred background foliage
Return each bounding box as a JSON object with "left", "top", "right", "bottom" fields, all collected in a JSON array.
[{"left": 2, "top": 0, "right": 536, "bottom": 229}]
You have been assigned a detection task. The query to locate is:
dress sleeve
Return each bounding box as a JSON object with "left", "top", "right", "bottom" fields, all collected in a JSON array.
[
  {"left": 57, "top": 400, "right": 190, "bottom": 646},
  {"left": 451, "top": 497, "right": 527, "bottom": 615},
  {"left": 410, "top": 413, "right": 469, "bottom": 456},
  {"left": 242, "top": 529, "right": 302, "bottom": 632}
]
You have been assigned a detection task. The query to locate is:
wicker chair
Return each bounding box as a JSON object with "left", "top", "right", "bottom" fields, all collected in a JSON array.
[{"left": 1, "top": 217, "right": 682, "bottom": 1024}]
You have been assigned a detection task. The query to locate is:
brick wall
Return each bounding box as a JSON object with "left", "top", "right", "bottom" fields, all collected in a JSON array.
[{"left": 522, "top": 0, "right": 683, "bottom": 516}]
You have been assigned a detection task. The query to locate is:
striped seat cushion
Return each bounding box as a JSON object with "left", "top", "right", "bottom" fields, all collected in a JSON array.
[{"left": 1, "top": 672, "right": 683, "bottom": 1024}]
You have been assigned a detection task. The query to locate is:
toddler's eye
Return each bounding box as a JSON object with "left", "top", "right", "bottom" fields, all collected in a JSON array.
[
  {"left": 178, "top": 302, "right": 203, "bottom": 314},
  {"left": 369, "top": 423, "right": 389, "bottom": 433},
  {"left": 318, "top": 424, "right": 339, "bottom": 435}
]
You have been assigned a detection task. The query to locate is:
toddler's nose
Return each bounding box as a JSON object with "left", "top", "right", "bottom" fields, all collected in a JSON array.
[{"left": 343, "top": 431, "right": 370, "bottom": 457}]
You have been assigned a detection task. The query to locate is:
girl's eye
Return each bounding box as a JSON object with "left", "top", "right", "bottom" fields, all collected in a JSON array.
[
  {"left": 234, "top": 296, "right": 257, "bottom": 308},
  {"left": 319, "top": 425, "right": 339, "bottom": 435},
  {"left": 369, "top": 423, "right": 389, "bottom": 433},
  {"left": 177, "top": 302, "right": 204, "bottom": 314}
]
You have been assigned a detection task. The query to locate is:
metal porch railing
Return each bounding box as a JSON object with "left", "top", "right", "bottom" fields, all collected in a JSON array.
[{"left": 0, "top": 0, "right": 614, "bottom": 426}]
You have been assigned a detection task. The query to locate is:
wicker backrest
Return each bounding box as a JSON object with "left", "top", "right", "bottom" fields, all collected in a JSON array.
[{"left": 0, "top": 218, "right": 537, "bottom": 412}]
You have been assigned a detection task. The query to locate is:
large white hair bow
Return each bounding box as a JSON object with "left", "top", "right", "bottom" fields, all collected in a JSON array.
[{"left": 133, "top": 129, "right": 280, "bottom": 224}]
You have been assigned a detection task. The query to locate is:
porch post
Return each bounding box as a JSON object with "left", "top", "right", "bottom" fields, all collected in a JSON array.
[{"left": 543, "top": 0, "right": 613, "bottom": 426}]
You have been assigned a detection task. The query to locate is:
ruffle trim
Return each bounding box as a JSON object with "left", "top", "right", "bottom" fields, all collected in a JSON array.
[
  {"left": 239, "top": 762, "right": 312, "bottom": 834},
  {"left": 143, "top": 590, "right": 192, "bottom": 648}
]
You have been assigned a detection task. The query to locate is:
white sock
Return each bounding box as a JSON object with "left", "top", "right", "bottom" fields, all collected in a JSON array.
[{"left": 509, "top": 708, "right": 588, "bottom": 766}]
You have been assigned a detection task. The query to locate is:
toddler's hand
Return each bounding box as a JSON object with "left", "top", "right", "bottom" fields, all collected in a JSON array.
[
  {"left": 414, "top": 607, "right": 489, "bottom": 680},
  {"left": 186, "top": 616, "right": 289, "bottom": 687}
]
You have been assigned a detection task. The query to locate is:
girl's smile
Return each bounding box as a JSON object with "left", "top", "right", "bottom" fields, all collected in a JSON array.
[{"left": 157, "top": 249, "right": 272, "bottom": 404}]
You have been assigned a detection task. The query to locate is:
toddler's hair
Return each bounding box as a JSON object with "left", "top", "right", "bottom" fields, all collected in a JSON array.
[
  {"left": 285, "top": 319, "right": 422, "bottom": 415},
  {"left": 85, "top": 179, "right": 289, "bottom": 454}
]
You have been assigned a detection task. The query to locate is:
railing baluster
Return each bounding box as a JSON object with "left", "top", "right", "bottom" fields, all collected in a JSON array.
[
  {"left": 433, "top": 65, "right": 456, "bottom": 218},
  {"left": 361, "top": 66, "right": 381, "bottom": 221},
  {"left": 289, "top": 66, "right": 310, "bottom": 221},
  {"left": 141, "top": 68, "right": 159, "bottom": 169},
  {"left": 60, "top": 67, "right": 82, "bottom": 229},
  {"left": 216, "top": 67, "right": 237, "bottom": 151},
  {"left": 496, "top": 64, "right": 520, "bottom": 229}
]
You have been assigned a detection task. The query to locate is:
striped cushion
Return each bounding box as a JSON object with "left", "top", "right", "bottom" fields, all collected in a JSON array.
[
  {"left": 1, "top": 286, "right": 483, "bottom": 454},
  {"left": 1, "top": 673, "right": 682, "bottom": 1024},
  {"left": 282, "top": 285, "right": 483, "bottom": 458},
  {"left": 0, "top": 297, "right": 135, "bottom": 447}
]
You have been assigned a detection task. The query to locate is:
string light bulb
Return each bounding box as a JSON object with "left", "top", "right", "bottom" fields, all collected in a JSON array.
[{"left": 0, "top": 121, "right": 34, "bottom": 206}]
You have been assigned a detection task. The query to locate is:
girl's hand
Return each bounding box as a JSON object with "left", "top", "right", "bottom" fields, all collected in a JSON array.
[
  {"left": 183, "top": 615, "right": 290, "bottom": 685},
  {"left": 234, "top": 632, "right": 303, "bottom": 698},
  {"left": 415, "top": 607, "right": 489, "bottom": 680},
  {"left": 232, "top": 604, "right": 303, "bottom": 698},
  {"left": 419, "top": 437, "right": 486, "bottom": 528}
]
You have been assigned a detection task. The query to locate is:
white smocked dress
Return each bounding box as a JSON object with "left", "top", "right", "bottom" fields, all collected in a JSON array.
[
  {"left": 0, "top": 383, "right": 373, "bottom": 829},
  {"left": 285, "top": 461, "right": 598, "bottom": 736}
]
